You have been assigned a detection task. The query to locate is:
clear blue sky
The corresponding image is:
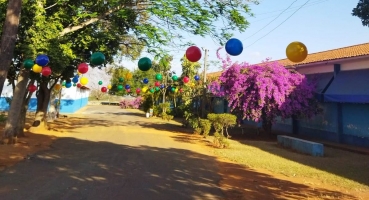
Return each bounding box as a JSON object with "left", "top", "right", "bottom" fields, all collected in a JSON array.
[{"left": 121, "top": 0, "right": 369, "bottom": 74}]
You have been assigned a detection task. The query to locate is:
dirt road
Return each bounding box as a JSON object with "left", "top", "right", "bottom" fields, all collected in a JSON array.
[{"left": 0, "top": 106, "right": 224, "bottom": 200}]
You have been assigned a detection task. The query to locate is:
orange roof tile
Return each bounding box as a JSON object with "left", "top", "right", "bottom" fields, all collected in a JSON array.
[{"left": 207, "top": 42, "right": 369, "bottom": 78}]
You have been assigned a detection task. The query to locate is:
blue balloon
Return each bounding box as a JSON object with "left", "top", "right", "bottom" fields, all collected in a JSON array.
[
  {"left": 143, "top": 78, "right": 149, "bottom": 84},
  {"left": 125, "top": 84, "right": 131, "bottom": 89},
  {"left": 65, "top": 82, "right": 72, "bottom": 88},
  {"left": 160, "top": 84, "right": 165, "bottom": 89},
  {"left": 225, "top": 38, "right": 243, "bottom": 56},
  {"left": 35, "top": 54, "right": 49, "bottom": 66},
  {"left": 72, "top": 77, "right": 79, "bottom": 83},
  {"left": 194, "top": 75, "right": 200, "bottom": 81}
]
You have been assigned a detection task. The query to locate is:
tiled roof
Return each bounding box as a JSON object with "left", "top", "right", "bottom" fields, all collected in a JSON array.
[{"left": 207, "top": 42, "right": 369, "bottom": 78}]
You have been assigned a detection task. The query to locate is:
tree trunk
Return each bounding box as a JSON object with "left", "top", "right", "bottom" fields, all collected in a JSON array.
[
  {"left": 2, "top": 68, "right": 29, "bottom": 143},
  {"left": 0, "top": 0, "right": 22, "bottom": 96},
  {"left": 16, "top": 83, "right": 35, "bottom": 137},
  {"left": 31, "top": 82, "right": 50, "bottom": 131},
  {"left": 261, "top": 109, "right": 273, "bottom": 135}
]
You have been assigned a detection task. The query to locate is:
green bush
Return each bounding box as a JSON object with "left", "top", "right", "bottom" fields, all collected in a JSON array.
[
  {"left": 162, "top": 112, "right": 174, "bottom": 121},
  {"left": 194, "top": 127, "right": 202, "bottom": 134},
  {"left": 0, "top": 114, "right": 7, "bottom": 123},
  {"left": 213, "top": 132, "right": 230, "bottom": 148},
  {"left": 199, "top": 119, "right": 211, "bottom": 137}
]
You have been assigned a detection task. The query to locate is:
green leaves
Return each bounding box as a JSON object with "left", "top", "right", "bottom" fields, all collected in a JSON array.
[{"left": 352, "top": 0, "right": 369, "bottom": 27}]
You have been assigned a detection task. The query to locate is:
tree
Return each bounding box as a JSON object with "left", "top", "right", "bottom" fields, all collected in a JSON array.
[
  {"left": 352, "top": 0, "right": 369, "bottom": 27},
  {"left": 209, "top": 52, "right": 320, "bottom": 134}
]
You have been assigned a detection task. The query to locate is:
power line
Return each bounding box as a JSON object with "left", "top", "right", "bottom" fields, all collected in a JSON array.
[
  {"left": 254, "top": 0, "right": 328, "bottom": 16},
  {"left": 245, "top": 0, "right": 299, "bottom": 39},
  {"left": 245, "top": 0, "right": 312, "bottom": 48}
]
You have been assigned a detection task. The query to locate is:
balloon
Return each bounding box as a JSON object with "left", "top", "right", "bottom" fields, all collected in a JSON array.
[
  {"left": 143, "top": 78, "right": 149, "bottom": 84},
  {"left": 149, "top": 88, "right": 155, "bottom": 93},
  {"left": 107, "top": 84, "right": 112, "bottom": 89},
  {"left": 101, "top": 87, "right": 107, "bottom": 93},
  {"left": 286, "top": 41, "right": 308, "bottom": 63},
  {"left": 155, "top": 81, "right": 161, "bottom": 87},
  {"left": 183, "top": 76, "right": 190, "bottom": 83},
  {"left": 78, "top": 63, "right": 89, "bottom": 74},
  {"left": 126, "top": 89, "right": 131, "bottom": 93},
  {"left": 80, "top": 77, "right": 89, "bottom": 85},
  {"left": 90, "top": 52, "right": 105, "bottom": 65},
  {"left": 65, "top": 82, "right": 72, "bottom": 88},
  {"left": 125, "top": 73, "right": 132, "bottom": 80},
  {"left": 125, "top": 84, "right": 130, "bottom": 90},
  {"left": 160, "top": 84, "right": 165, "bottom": 89},
  {"left": 54, "top": 84, "right": 61, "bottom": 90},
  {"left": 155, "top": 87, "right": 160, "bottom": 91},
  {"left": 32, "top": 64, "right": 42, "bottom": 73},
  {"left": 117, "top": 85, "right": 123, "bottom": 91},
  {"left": 62, "top": 81, "right": 66, "bottom": 86},
  {"left": 77, "top": 83, "right": 82, "bottom": 88},
  {"left": 142, "top": 87, "right": 148, "bottom": 93},
  {"left": 35, "top": 54, "right": 49, "bottom": 66},
  {"left": 194, "top": 75, "right": 200, "bottom": 81},
  {"left": 155, "top": 73, "right": 163, "bottom": 81},
  {"left": 28, "top": 85, "right": 37, "bottom": 92},
  {"left": 73, "top": 83, "right": 77, "bottom": 87},
  {"left": 171, "top": 87, "right": 176, "bottom": 92},
  {"left": 72, "top": 76, "right": 79, "bottom": 83},
  {"left": 138, "top": 57, "right": 152, "bottom": 71},
  {"left": 136, "top": 88, "right": 141, "bottom": 94},
  {"left": 186, "top": 46, "right": 202, "bottom": 62},
  {"left": 175, "top": 88, "right": 179, "bottom": 93},
  {"left": 172, "top": 75, "right": 178, "bottom": 81},
  {"left": 98, "top": 81, "right": 103, "bottom": 85},
  {"left": 41, "top": 66, "right": 52, "bottom": 77},
  {"left": 225, "top": 38, "right": 243, "bottom": 56},
  {"left": 23, "top": 59, "right": 34, "bottom": 69},
  {"left": 179, "top": 88, "right": 183, "bottom": 93},
  {"left": 119, "top": 77, "right": 124, "bottom": 82}
]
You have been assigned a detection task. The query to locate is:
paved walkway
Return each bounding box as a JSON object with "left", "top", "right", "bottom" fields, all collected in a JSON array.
[{"left": 0, "top": 106, "right": 224, "bottom": 200}]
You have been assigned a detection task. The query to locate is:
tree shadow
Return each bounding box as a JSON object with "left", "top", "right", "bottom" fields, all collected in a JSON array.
[{"left": 0, "top": 137, "right": 356, "bottom": 200}]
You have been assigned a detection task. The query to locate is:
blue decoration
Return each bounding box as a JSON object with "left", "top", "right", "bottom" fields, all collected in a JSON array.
[
  {"left": 225, "top": 38, "right": 243, "bottom": 56},
  {"left": 35, "top": 54, "right": 49, "bottom": 67},
  {"left": 125, "top": 84, "right": 131, "bottom": 90},
  {"left": 72, "top": 77, "right": 79, "bottom": 83},
  {"left": 160, "top": 84, "right": 165, "bottom": 89},
  {"left": 143, "top": 78, "right": 149, "bottom": 84},
  {"left": 194, "top": 75, "right": 200, "bottom": 81},
  {"left": 65, "top": 82, "right": 72, "bottom": 88}
]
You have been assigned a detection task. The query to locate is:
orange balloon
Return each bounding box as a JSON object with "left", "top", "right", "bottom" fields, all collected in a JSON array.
[
  {"left": 125, "top": 72, "right": 132, "bottom": 80},
  {"left": 286, "top": 41, "right": 308, "bottom": 63},
  {"left": 54, "top": 84, "right": 61, "bottom": 90}
]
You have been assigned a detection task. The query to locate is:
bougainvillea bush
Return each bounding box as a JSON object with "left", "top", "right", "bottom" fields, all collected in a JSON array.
[
  {"left": 119, "top": 97, "right": 143, "bottom": 109},
  {"left": 208, "top": 48, "right": 320, "bottom": 133}
]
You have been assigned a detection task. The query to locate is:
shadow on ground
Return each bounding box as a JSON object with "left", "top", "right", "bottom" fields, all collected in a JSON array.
[{"left": 0, "top": 137, "right": 355, "bottom": 200}]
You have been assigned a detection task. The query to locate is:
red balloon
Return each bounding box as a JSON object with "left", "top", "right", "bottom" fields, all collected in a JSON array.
[
  {"left": 127, "top": 88, "right": 131, "bottom": 93},
  {"left": 136, "top": 88, "right": 141, "bottom": 94},
  {"left": 78, "top": 63, "right": 89, "bottom": 74},
  {"left": 154, "top": 81, "right": 161, "bottom": 87},
  {"left": 77, "top": 83, "right": 82, "bottom": 88},
  {"left": 186, "top": 46, "right": 202, "bottom": 62},
  {"left": 28, "top": 85, "right": 37, "bottom": 92},
  {"left": 179, "top": 88, "right": 183, "bottom": 93},
  {"left": 41, "top": 66, "right": 52, "bottom": 77},
  {"left": 101, "top": 86, "right": 107, "bottom": 93},
  {"left": 183, "top": 76, "right": 190, "bottom": 83}
]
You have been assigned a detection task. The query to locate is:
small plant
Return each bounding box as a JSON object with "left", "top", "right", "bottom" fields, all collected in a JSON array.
[
  {"left": 199, "top": 119, "right": 211, "bottom": 137},
  {"left": 194, "top": 127, "right": 202, "bottom": 134},
  {"left": 162, "top": 112, "right": 174, "bottom": 121},
  {"left": 213, "top": 132, "right": 230, "bottom": 148},
  {"left": 0, "top": 113, "right": 7, "bottom": 123}
]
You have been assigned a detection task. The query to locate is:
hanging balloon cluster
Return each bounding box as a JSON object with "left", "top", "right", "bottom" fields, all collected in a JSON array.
[{"left": 24, "top": 54, "right": 52, "bottom": 92}]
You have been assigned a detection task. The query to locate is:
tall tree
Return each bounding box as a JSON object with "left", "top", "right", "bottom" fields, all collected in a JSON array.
[{"left": 352, "top": 0, "right": 369, "bottom": 27}]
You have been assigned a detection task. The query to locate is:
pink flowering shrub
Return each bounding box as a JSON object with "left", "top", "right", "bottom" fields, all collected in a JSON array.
[
  {"left": 209, "top": 48, "right": 319, "bottom": 132},
  {"left": 119, "top": 96, "right": 143, "bottom": 109}
]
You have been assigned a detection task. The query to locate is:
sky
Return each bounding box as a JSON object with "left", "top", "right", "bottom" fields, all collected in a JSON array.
[{"left": 119, "top": 0, "right": 369, "bottom": 75}]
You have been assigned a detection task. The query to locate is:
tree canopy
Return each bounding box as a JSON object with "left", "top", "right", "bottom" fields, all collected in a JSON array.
[{"left": 352, "top": 0, "right": 369, "bottom": 27}]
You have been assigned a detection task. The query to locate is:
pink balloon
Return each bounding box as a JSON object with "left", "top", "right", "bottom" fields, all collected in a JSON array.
[
  {"left": 41, "top": 66, "right": 52, "bottom": 77},
  {"left": 155, "top": 81, "right": 161, "bottom": 87}
]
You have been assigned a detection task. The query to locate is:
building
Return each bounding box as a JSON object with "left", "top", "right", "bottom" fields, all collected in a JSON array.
[{"left": 208, "top": 43, "right": 369, "bottom": 148}]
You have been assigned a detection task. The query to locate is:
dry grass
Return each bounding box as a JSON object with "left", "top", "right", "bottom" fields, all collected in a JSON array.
[{"left": 208, "top": 138, "right": 369, "bottom": 191}]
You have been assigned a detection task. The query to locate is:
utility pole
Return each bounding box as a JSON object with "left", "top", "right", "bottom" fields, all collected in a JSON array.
[{"left": 201, "top": 48, "right": 208, "bottom": 118}]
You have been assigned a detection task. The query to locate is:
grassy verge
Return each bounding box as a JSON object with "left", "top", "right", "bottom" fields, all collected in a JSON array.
[{"left": 209, "top": 138, "right": 369, "bottom": 190}]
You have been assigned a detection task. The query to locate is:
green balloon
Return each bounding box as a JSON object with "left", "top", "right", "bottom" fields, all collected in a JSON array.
[
  {"left": 90, "top": 52, "right": 105, "bottom": 65},
  {"left": 149, "top": 88, "right": 155, "bottom": 93},
  {"left": 62, "top": 81, "right": 66, "bottom": 86},
  {"left": 23, "top": 59, "right": 34, "bottom": 69},
  {"left": 119, "top": 77, "right": 124, "bottom": 82},
  {"left": 98, "top": 81, "right": 103, "bottom": 85},
  {"left": 171, "top": 87, "right": 176, "bottom": 92},
  {"left": 117, "top": 85, "right": 123, "bottom": 91},
  {"left": 73, "top": 83, "right": 77, "bottom": 87},
  {"left": 155, "top": 73, "right": 162, "bottom": 81},
  {"left": 155, "top": 87, "right": 160, "bottom": 91},
  {"left": 172, "top": 75, "right": 178, "bottom": 81},
  {"left": 138, "top": 57, "right": 152, "bottom": 71}
]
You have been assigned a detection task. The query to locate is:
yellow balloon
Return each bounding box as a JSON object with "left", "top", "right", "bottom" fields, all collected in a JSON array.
[
  {"left": 125, "top": 73, "right": 132, "bottom": 80},
  {"left": 286, "top": 41, "right": 308, "bottom": 63},
  {"left": 175, "top": 88, "right": 178, "bottom": 93},
  {"left": 107, "top": 84, "right": 112, "bottom": 89},
  {"left": 142, "top": 87, "right": 148, "bottom": 93},
  {"left": 54, "top": 84, "right": 61, "bottom": 90},
  {"left": 32, "top": 64, "right": 42, "bottom": 73},
  {"left": 80, "top": 77, "right": 89, "bottom": 85}
]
